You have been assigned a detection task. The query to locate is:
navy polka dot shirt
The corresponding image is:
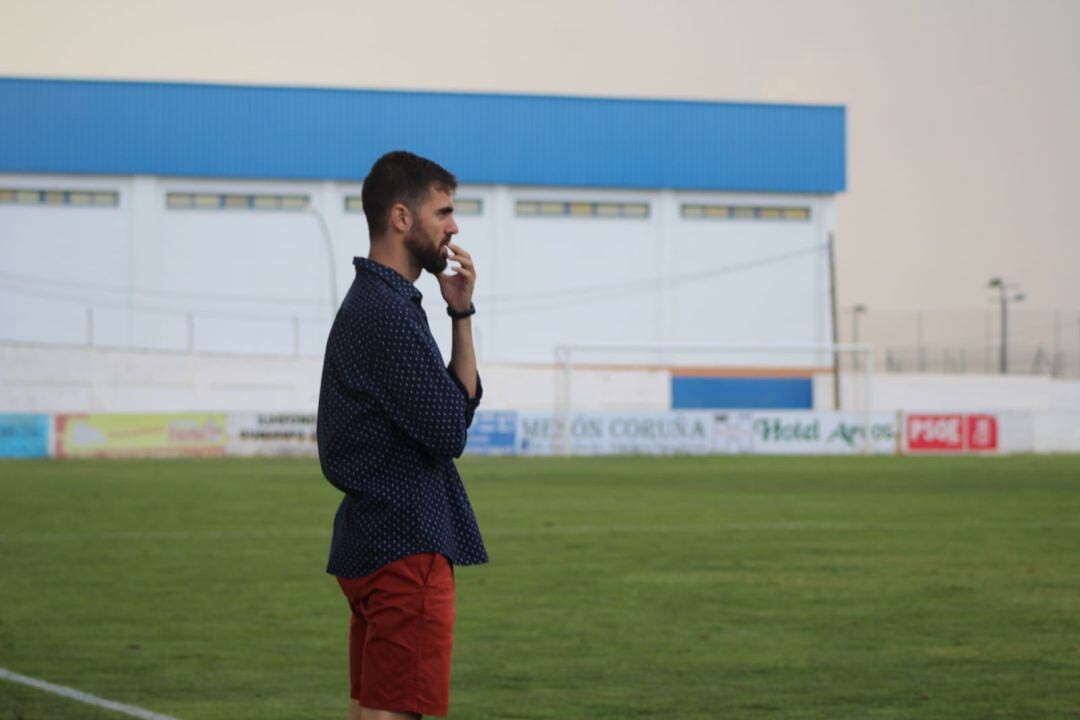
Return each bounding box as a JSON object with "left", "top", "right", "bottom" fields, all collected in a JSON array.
[{"left": 317, "top": 257, "right": 489, "bottom": 578}]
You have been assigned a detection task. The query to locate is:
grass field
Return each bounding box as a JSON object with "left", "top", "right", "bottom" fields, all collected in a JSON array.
[{"left": 1, "top": 455, "right": 1079, "bottom": 719}]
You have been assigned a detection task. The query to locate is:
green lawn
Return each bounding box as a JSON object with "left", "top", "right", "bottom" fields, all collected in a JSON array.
[{"left": 1, "top": 455, "right": 1079, "bottom": 719}]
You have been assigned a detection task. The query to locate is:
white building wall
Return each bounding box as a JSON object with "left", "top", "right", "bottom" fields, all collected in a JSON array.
[
  {"left": 663, "top": 192, "right": 832, "bottom": 367},
  {"left": 1, "top": 173, "right": 835, "bottom": 368},
  {"left": 498, "top": 191, "right": 658, "bottom": 360}
]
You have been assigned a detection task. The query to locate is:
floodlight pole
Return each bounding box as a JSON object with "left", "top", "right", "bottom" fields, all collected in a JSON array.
[{"left": 988, "top": 277, "right": 1024, "bottom": 374}]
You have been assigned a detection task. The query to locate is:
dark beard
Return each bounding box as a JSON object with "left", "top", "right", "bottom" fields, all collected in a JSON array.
[{"left": 404, "top": 226, "right": 448, "bottom": 274}]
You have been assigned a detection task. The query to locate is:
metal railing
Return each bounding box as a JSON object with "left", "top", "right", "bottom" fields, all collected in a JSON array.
[{"left": 839, "top": 307, "right": 1080, "bottom": 378}]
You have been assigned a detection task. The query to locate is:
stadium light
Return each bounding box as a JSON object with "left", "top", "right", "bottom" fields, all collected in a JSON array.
[{"left": 988, "top": 277, "right": 1025, "bottom": 374}]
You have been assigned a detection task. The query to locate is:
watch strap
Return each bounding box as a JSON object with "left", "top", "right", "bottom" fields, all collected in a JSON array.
[{"left": 447, "top": 303, "right": 476, "bottom": 320}]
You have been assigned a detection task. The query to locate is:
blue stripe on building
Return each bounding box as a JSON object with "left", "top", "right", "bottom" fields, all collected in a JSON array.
[
  {"left": 0, "top": 77, "right": 845, "bottom": 193},
  {"left": 671, "top": 377, "right": 814, "bottom": 410}
]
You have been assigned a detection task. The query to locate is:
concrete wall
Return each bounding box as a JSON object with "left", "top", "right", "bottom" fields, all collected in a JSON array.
[
  {"left": 5, "top": 343, "right": 1080, "bottom": 416},
  {"left": 814, "top": 372, "right": 1080, "bottom": 412},
  {"left": 0, "top": 343, "right": 674, "bottom": 414},
  {"left": 0, "top": 343, "right": 323, "bottom": 413},
  {"left": 1031, "top": 412, "right": 1080, "bottom": 452}
]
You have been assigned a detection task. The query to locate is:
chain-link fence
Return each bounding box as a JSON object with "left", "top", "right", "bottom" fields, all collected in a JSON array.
[{"left": 838, "top": 307, "right": 1080, "bottom": 378}]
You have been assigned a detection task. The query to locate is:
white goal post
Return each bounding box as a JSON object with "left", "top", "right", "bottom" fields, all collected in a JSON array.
[{"left": 550, "top": 343, "right": 875, "bottom": 454}]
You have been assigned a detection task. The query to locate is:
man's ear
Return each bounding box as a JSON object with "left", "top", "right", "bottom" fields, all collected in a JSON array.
[{"left": 390, "top": 203, "right": 411, "bottom": 233}]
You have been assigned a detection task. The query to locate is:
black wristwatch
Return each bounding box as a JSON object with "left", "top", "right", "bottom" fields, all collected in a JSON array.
[{"left": 447, "top": 303, "right": 476, "bottom": 320}]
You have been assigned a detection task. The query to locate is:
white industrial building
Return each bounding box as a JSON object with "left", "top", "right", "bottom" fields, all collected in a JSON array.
[
  {"left": 1, "top": 175, "right": 837, "bottom": 364},
  {"left": 1, "top": 77, "right": 846, "bottom": 413}
]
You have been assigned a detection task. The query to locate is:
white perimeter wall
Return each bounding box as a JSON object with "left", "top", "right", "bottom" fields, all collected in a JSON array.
[
  {"left": 0, "top": 343, "right": 323, "bottom": 413},
  {"left": 4, "top": 343, "right": 1080, "bottom": 417},
  {"left": 1, "top": 174, "right": 835, "bottom": 367},
  {"left": 814, "top": 372, "right": 1080, "bottom": 412},
  {"left": 0, "top": 343, "right": 670, "bottom": 413}
]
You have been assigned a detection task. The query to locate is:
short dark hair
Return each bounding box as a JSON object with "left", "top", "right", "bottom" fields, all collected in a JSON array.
[{"left": 361, "top": 151, "right": 457, "bottom": 238}]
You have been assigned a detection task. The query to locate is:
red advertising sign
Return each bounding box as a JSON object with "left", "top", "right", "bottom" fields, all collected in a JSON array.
[
  {"left": 907, "top": 414, "right": 964, "bottom": 451},
  {"left": 966, "top": 414, "right": 998, "bottom": 451},
  {"left": 905, "top": 413, "right": 998, "bottom": 453}
]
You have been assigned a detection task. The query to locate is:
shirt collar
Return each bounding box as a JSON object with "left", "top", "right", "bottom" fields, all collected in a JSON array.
[{"left": 354, "top": 257, "right": 423, "bottom": 304}]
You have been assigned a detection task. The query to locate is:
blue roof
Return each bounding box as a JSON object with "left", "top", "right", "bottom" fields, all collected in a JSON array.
[{"left": 0, "top": 77, "right": 845, "bottom": 193}]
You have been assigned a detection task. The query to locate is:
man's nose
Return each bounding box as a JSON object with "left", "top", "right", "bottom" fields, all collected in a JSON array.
[{"left": 449, "top": 218, "right": 459, "bottom": 235}]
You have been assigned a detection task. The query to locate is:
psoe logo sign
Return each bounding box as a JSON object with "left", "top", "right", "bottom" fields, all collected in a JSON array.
[
  {"left": 966, "top": 414, "right": 998, "bottom": 451},
  {"left": 906, "top": 413, "right": 998, "bottom": 452}
]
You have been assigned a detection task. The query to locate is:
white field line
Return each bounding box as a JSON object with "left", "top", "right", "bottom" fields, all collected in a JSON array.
[
  {"left": 0, "top": 666, "right": 181, "bottom": 720},
  {"left": 0, "top": 520, "right": 1078, "bottom": 544}
]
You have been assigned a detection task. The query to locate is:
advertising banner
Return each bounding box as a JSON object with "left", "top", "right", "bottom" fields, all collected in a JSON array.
[
  {"left": 464, "top": 411, "right": 518, "bottom": 455},
  {"left": 516, "top": 411, "right": 717, "bottom": 456},
  {"left": 714, "top": 411, "right": 898, "bottom": 455},
  {"left": 905, "top": 413, "right": 1000, "bottom": 453},
  {"left": 54, "top": 413, "right": 228, "bottom": 458},
  {"left": 514, "top": 410, "right": 898, "bottom": 456},
  {"left": 0, "top": 414, "right": 51, "bottom": 459},
  {"left": 226, "top": 413, "right": 318, "bottom": 456}
]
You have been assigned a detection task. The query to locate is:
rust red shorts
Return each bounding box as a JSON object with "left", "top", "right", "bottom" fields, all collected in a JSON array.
[{"left": 336, "top": 553, "right": 456, "bottom": 717}]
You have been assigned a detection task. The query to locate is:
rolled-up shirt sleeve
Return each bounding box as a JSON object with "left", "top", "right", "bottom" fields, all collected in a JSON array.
[{"left": 447, "top": 367, "right": 483, "bottom": 429}]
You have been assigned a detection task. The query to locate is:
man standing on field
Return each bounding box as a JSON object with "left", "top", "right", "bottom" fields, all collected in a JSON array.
[{"left": 317, "top": 151, "right": 488, "bottom": 719}]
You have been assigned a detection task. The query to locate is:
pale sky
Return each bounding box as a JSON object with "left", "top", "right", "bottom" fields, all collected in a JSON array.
[{"left": 2, "top": 0, "right": 1077, "bottom": 314}]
